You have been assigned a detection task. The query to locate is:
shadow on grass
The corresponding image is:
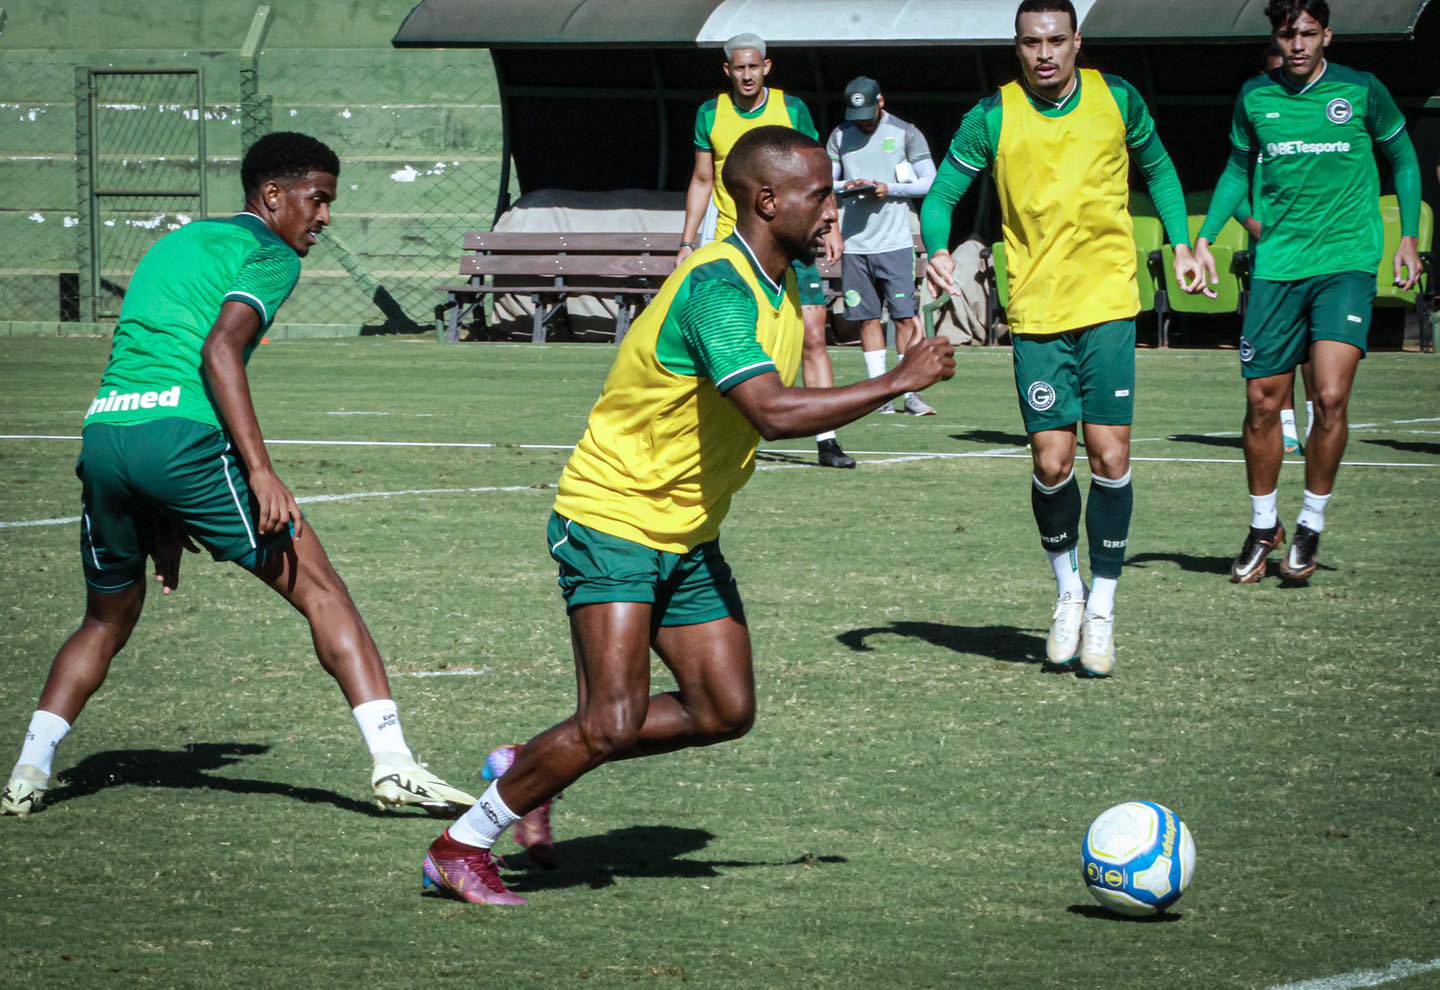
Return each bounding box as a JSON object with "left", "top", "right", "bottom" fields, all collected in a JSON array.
[
  {"left": 754, "top": 449, "right": 813, "bottom": 465},
  {"left": 505, "top": 824, "right": 847, "bottom": 892},
  {"left": 1363, "top": 437, "right": 1440, "bottom": 456},
  {"left": 44, "top": 742, "right": 385, "bottom": 817},
  {"left": 837, "top": 621, "right": 1046, "bottom": 666},
  {"left": 949, "top": 428, "right": 1030, "bottom": 447},
  {"left": 1168, "top": 433, "right": 1242, "bottom": 449},
  {"left": 1125, "top": 551, "right": 1234, "bottom": 576},
  {"left": 1066, "top": 904, "right": 1183, "bottom": 923}
]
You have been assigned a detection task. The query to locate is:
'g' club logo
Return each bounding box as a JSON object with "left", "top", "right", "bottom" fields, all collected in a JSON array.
[
  {"left": 1326, "top": 98, "right": 1353, "bottom": 124},
  {"left": 850, "top": 92, "right": 866, "bottom": 107},
  {"left": 844, "top": 289, "right": 862, "bottom": 308},
  {"left": 1239, "top": 336, "right": 1255, "bottom": 362},
  {"left": 1027, "top": 381, "right": 1056, "bottom": 411},
  {"left": 882, "top": 136, "right": 898, "bottom": 153}
]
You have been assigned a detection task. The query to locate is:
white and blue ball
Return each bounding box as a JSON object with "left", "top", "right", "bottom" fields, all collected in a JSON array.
[{"left": 1082, "top": 801, "right": 1196, "bottom": 916}]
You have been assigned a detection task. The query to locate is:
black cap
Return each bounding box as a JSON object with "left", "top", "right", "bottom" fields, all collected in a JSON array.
[{"left": 844, "top": 76, "right": 881, "bottom": 121}]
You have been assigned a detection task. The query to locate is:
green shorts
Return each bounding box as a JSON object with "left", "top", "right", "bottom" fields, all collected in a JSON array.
[
  {"left": 1240, "top": 272, "right": 1375, "bottom": 379},
  {"left": 77, "top": 419, "right": 291, "bottom": 592},
  {"left": 1011, "top": 320, "right": 1136, "bottom": 433},
  {"left": 547, "top": 511, "right": 745, "bottom": 627},
  {"left": 792, "top": 259, "right": 827, "bottom": 308}
]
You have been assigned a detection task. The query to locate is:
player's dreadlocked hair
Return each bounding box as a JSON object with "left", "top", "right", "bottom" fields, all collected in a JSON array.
[
  {"left": 241, "top": 132, "right": 341, "bottom": 196},
  {"left": 1265, "top": 0, "right": 1330, "bottom": 30},
  {"left": 1014, "top": 0, "right": 1078, "bottom": 33}
]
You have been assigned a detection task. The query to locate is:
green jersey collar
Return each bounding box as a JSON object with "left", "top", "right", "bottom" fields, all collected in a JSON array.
[
  {"left": 1022, "top": 72, "right": 1080, "bottom": 112},
  {"left": 725, "top": 231, "right": 785, "bottom": 306},
  {"left": 728, "top": 87, "right": 771, "bottom": 118},
  {"left": 1278, "top": 59, "right": 1330, "bottom": 95}
]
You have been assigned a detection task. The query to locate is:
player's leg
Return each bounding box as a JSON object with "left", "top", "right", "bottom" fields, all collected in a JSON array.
[
  {"left": 1299, "top": 360, "right": 1317, "bottom": 442},
  {"left": 1074, "top": 321, "right": 1137, "bottom": 676},
  {"left": 4, "top": 426, "right": 148, "bottom": 816},
  {"left": 1281, "top": 379, "right": 1302, "bottom": 455},
  {"left": 1281, "top": 272, "right": 1373, "bottom": 581},
  {"left": 878, "top": 248, "right": 934, "bottom": 416},
  {"left": 1014, "top": 332, "right": 1086, "bottom": 666},
  {"left": 798, "top": 259, "right": 855, "bottom": 468},
  {"left": 849, "top": 253, "right": 895, "bottom": 414},
  {"left": 1231, "top": 279, "right": 1310, "bottom": 583}
]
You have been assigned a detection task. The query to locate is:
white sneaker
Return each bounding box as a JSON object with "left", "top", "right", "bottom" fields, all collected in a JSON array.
[
  {"left": 371, "top": 752, "right": 477, "bottom": 816},
  {"left": 903, "top": 393, "right": 937, "bottom": 416},
  {"left": 1079, "top": 610, "right": 1117, "bottom": 677},
  {"left": 1046, "top": 591, "right": 1086, "bottom": 665},
  {"left": 1, "top": 764, "right": 50, "bottom": 817},
  {"left": 877, "top": 399, "right": 897, "bottom": 414}
]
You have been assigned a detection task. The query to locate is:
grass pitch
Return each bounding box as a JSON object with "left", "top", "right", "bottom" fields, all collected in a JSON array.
[{"left": 1, "top": 336, "right": 1437, "bottom": 989}]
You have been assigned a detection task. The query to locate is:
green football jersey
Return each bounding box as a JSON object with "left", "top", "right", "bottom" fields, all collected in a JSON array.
[
  {"left": 1227, "top": 62, "right": 1407, "bottom": 281},
  {"left": 84, "top": 213, "right": 301, "bottom": 431},
  {"left": 694, "top": 90, "right": 818, "bottom": 147}
]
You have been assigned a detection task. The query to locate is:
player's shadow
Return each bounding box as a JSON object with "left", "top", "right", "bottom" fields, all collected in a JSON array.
[
  {"left": 43, "top": 742, "right": 385, "bottom": 817},
  {"left": 949, "top": 428, "right": 1030, "bottom": 447},
  {"left": 504, "top": 825, "right": 847, "bottom": 892},
  {"left": 1168, "top": 432, "right": 1243, "bottom": 449},
  {"left": 837, "top": 621, "right": 1046, "bottom": 666},
  {"left": 1364, "top": 437, "right": 1440, "bottom": 456},
  {"left": 1066, "top": 904, "right": 1183, "bottom": 923},
  {"left": 1125, "top": 551, "right": 1234, "bottom": 576},
  {"left": 754, "top": 450, "right": 813, "bottom": 465}
]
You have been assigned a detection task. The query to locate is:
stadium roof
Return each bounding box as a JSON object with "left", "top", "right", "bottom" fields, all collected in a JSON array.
[{"left": 393, "top": 0, "right": 1436, "bottom": 46}]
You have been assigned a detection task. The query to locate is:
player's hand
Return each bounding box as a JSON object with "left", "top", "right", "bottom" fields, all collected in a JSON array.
[
  {"left": 1172, "top": 244, "right": 1210, "bottom": 296},
  {"left": 1242, "top": 217, "right": 1263, "bottom": 241},
  {"left": 675, "top": 245, "right": 695, "bottom": 269},
  {"left": 1187, "top": 239, "right": 1220, "bottom": 298},
  {"left": 143, "top": 509, "right": 200, "bottom": 596},
  {"left": 891, "top": 337, "right": 956, "bottom": 393},
  {"left": 1394, "top": 236, "right": 1423, "bottom": 292},
  {"left": 925, "top": 250, "right": 957, "bottom": 298},
  {"left": 824, "top": 227, "right": 844, "bottom": 265},
  {"left": 872, "top": 182, "right": 890, "bottom": 199},
  {"left": 843, "top": 180, "right": 869, "bottom": 191},
  {"left": 250, "top": 468, "right": 304, "bottom": 540}
]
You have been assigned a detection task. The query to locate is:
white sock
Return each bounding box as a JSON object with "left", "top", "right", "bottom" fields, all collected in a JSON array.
[
  {"left": 17, "top": 710, "right": 70, "bottom": 776},
  {"left": 816, "top": 430, "right": 837, "bottom": 443},
  {"left": 1297, "top": 489, "right": 1331, "bottom": 533},
  {"left": 353, "top": 699, "right": 412, "bottom": 760},
  {"left": 1048, "top": 547, "right": 1085, "bottom": 600},
  {"left": 1250, "top": 490, "right": 1279, "bottom": 530},
  {"left": 862, "top": 348, "right": 888, "bottom": 379},
  {"left": 449, "top": 780, "right": 520, "bottom": 849},
  {"left": 1305, "top": 400, "right": 1314, "bottom": 439},
  {"left": 1087, "top": 577, "right": 1118, "bottom": 619},
  {"left": 1280, "top": 409, "right": 1298, "bottom": 437}
]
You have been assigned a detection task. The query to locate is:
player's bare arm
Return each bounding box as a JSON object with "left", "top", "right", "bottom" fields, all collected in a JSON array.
[
  {"left": 200, "top": 302, "right": 302, "bottom": 539},
  {"left": 725, "top": 337, "right": 955, "bottom": 440},
  {"left": 679, "top": 148, "right": 715, "bottom": 263}
]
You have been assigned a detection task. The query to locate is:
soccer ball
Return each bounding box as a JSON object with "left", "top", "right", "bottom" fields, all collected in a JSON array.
[{"left": 1081, "top": 801, "right": 1196, "bottom": 916}]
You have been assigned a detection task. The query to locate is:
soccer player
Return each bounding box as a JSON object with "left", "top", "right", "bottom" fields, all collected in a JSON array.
[
  {"left": 420, "top": 126, "right": 956, "bottom": 906},
  {"left": 679, "top": 33, "right": 857, "bottom": 469},
  {"left": 921, "top": 0, "right": 1205, "bottom": 676},
  {"left": 826, "top": 76, "right": 939, "bottom": 415},
  {"left": 1191, "top": 0, "right": 1424, "bottom": 583},
  {"left": 0, "top": 132, "right": 474, "bottom": 818}
]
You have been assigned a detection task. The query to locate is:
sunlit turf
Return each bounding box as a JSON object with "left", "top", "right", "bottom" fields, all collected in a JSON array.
[{"left": 1, "top": 336, "right": 1437, "bottom": 989}]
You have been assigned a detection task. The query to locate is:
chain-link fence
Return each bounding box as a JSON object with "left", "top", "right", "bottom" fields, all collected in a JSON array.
[{"left": 0, "top": 46, "right": 508, "bottom": 332}]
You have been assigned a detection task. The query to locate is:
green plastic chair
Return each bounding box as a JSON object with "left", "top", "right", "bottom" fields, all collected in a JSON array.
[
  {"left": 1373, "top": 195, "right": 1434, "bottom": 352},
  {"left": 1155, "top": 190, "right": 1248, "bottom": 347}
]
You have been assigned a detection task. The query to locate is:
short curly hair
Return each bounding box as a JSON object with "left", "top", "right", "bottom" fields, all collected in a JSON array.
[
  {"left": 240, "top": 132, "right": 340, "bottom": 196},
  {"left": 1265, "top": 0, "right": 1329, "bottom": 30}
]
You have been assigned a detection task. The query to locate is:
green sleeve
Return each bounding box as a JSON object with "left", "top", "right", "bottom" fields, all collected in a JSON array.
[
  {"left": 1132, "top": 131, "right": 1190, "bottom": 247},
  {"left": 943, "top": 100, "right": 995, "bottom": 175},
  {"left": 1381, "top": 131, "right": 1423, "bottom": 238},
  {"left": 786, "top": 95, "right": 818, "bottom": 140},
  {"left": 1366, "top": 74, "right": 1408, "bottom": 148},
  {"left": 1104, "top": 75, "right": 1156, "bottom": 150},
  {"left": 1198, "top": 149, "right": 1252, "bottom": 243},
  {"left": 677, "top": 265, "right": 774, "bottom": 393},
  {"left": 920, "top": 158, "right": 979, "bottom": 256},
  {"left": 694, "top": 100, "right": 716, "bottom": 151},
  {"left": 224, "top": 243, "right": 300, "bottom": 329},
  {"left": 1227, "top": 88, "right": 1258, "bottom": 155}
]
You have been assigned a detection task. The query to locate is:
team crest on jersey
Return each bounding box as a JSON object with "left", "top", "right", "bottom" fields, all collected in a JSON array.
[
  {"left": 1027, "top": 381, "right": 1057, "bottom": 411},
  {"left": 1239, "top": 337, "right": 1255, "bottom": 362},
  {"left": 1326, "top": 98, "right": 1353, "bottom": 124},
  {"left": 882, "top": 136, "right": 898, "bottom": 153}
]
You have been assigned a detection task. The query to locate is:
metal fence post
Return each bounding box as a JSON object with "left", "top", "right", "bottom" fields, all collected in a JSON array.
[
  {"left": 74, "top": 66, "right": 97, "bottom": 325},
  {"left": 239, "top": 5, "right": 272, "bottom": 152}
]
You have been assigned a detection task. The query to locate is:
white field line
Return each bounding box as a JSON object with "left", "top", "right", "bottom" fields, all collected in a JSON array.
[
  {"left": 402, "top": 668, "right": 489, "bottom": 678},
  {"left": 1265, "top": 956, "right": 1440, "bottom": 990}
]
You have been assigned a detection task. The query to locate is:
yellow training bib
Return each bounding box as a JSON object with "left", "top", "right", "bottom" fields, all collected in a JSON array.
[
  {"left": 554, "top": 241, "right": 803, "bottom": 553},
  {"left": 709, "top": 89, "right": 796, "bottom": 241},
  {"left": 994, "top": 69, "right": 1139, "bottom": 335}
]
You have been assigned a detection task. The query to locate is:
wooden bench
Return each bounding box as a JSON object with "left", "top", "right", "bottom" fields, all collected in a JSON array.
[{"left": 439, "top": 231, "right": 682, "bottom": 343}]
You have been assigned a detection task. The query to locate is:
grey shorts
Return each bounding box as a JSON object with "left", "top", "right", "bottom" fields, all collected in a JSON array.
[{"left": 842, "top": 248, "right": 917, "bottom": 321}]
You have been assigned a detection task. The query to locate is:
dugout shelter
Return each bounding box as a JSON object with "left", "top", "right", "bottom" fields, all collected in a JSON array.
[{"left": 394, "top": 0, "right": 1440, "bottom": 241}]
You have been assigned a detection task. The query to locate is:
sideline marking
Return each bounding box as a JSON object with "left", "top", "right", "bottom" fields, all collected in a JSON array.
[
  {"left": 403, "top": 668, "right": 490, "bottom": 678},
  {"left": 1265, "top": 956, "right": 1440, "bottom": 990}
]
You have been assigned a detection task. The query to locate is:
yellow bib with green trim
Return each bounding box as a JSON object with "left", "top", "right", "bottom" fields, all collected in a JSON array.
[
  {"left": 710, "top": 89, "right": 796, "bottom": 241},
  {"left": 554, "top": 240, "right": 803, "bottom": 553},
  {"left": 995, "top": 69, "right": 1139, "bottom": 335}
]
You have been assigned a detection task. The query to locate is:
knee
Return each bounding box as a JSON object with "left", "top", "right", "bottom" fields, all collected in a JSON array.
[
  {"left": 576, "top": 701, "right": 645, "bottom": 763},
  {"left": 1246, "top": 387, "right": 1283, "bottom": 423},
  {"left": 1088, "top": 447, "right": 1130, "bottom": 481},
  {"left": 1032, "top": 451, "right": 1074, "bottom": 487},
  {"left": 695, "top": 691, "right": 755, "bottom": 744},
  {"left": 1312, "top": 387, "right": 1349, "bottom": 426},
  {"left": 803, "top": 320, "right": 827, "bottom": 350}
]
